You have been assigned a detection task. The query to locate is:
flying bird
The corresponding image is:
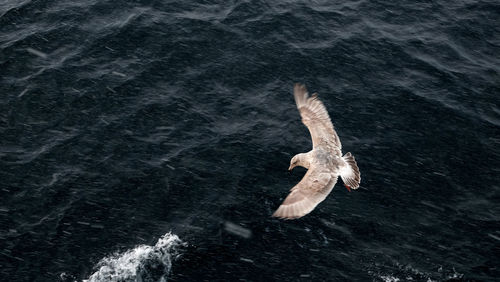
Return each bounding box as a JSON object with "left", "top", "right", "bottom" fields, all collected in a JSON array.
[{"left": 273, "top": 83, "right": 361, "bottom": 219}]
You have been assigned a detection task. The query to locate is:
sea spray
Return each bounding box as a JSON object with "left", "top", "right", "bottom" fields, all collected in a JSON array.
[{"left": 85, "top": 232, "right": 184, "bottom": 282}]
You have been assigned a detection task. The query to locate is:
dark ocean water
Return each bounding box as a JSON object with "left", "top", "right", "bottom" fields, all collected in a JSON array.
[{"left": 1, "top": 0, "right": 499, "bottom": 281}]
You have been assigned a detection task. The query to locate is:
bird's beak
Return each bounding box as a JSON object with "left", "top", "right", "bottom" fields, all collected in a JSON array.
[{"left": 288, "top": 165, "right": 293, "bottom": 171}]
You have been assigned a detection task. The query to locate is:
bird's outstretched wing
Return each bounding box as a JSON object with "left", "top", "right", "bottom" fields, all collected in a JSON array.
[
  {"left": 294, "top": 83, "right": 341, "bottom": 151},
  {"left": 273, "top": 167, "right": 337, "bottom": 219}
]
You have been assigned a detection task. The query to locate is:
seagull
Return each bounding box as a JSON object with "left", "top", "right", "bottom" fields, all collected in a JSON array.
[{"left": 272, "top": 83, "right": 361, "bottom": 219}]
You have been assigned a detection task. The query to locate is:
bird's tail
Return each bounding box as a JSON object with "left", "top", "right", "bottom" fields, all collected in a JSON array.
[{"left": 339, "top": 152, "right": 361, "bottom": 190}]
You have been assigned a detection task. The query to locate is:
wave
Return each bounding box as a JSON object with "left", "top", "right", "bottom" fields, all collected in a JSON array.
[
  {"left": 84, "top": 233, "right": 184, "bottom": 282},
  {"left": 371, "top": 263, "right": 464, "bottom": 282}
]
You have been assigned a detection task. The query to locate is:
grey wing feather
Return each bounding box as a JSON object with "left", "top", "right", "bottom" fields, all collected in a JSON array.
[
  {"left": 294, "top": 83, "right": 341, "bottom": 151},
  {"left": 273, "top": 168, "right": 337, "bottom": 219}
]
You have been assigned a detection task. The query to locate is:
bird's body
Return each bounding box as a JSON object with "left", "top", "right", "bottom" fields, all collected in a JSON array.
[{"left": 272, "top": 84, "right": 361, "bottom": 219}]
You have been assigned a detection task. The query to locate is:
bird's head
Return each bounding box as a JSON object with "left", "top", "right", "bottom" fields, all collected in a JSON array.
[{"left": 288, "top": 154, "right": 300, "bottom": 171}]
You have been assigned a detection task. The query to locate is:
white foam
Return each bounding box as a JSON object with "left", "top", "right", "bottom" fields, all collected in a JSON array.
[
  {"left": 85, "top": 232, "right": 184, "bottom": 282},
  {"left": 375, "top": 265, "right": 464, "bottom": 282},
  {"left": 380, "top": 275, "right": 400, "bottom": 282}
]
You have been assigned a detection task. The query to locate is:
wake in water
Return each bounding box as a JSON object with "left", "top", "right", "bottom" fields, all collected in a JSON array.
[{"left": 84, "top": 233, "right": 184, "bottom": 282}]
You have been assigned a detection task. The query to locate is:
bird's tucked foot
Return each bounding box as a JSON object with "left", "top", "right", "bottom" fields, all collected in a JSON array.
[{"left": 344, "top": 184, "right": 351, "bottom": 192}]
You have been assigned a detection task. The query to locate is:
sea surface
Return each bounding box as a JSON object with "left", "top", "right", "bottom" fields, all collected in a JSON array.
[{"left": 1, "top": 0, "right": 499, "bottom": 281}]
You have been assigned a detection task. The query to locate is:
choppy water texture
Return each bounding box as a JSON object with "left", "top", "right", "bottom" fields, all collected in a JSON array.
[{"left": 1, "top": 0, "right": 499, "bottom": 281}]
